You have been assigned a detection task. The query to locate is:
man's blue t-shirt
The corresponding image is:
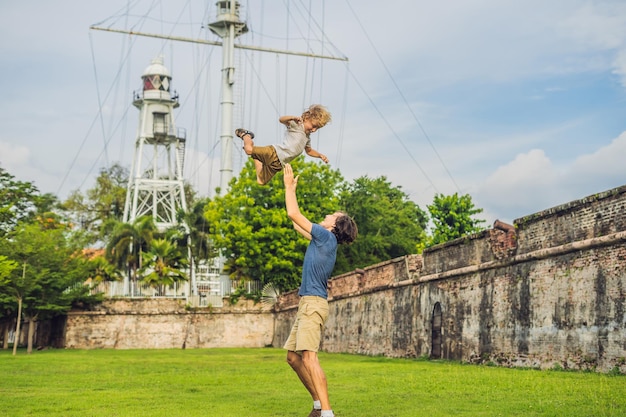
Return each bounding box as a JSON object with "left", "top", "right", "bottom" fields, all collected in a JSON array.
[{"left": 298, "top": 223, "right": 338, "bottom": 299}]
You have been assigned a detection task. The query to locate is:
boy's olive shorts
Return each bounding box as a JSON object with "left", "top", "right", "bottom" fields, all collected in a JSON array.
[{"left": 251, "top": 145, "right": 283, "bottom": 185}]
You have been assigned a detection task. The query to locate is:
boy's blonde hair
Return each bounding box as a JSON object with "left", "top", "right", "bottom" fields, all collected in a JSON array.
[{"left": 302, "top": 104, "right": 331, "bottom": 128}]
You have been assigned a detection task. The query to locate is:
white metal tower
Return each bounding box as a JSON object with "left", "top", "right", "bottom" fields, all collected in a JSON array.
[
  {"left": 123, "top": 56, "right": 188, "bottom": 231},
  {"left": 207, "top": 0, "right": 248, "bottom": 192}
]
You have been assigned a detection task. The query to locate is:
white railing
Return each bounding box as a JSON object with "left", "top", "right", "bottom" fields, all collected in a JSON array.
[
  {"left": 90, "top": 280, "right": 188, "bottom": 298},
  {"left": 89, "top": 278, "right": 262, "bottom": 307},
  {"left": 231, "top": 279, "right": 262, "bottom": 294}
]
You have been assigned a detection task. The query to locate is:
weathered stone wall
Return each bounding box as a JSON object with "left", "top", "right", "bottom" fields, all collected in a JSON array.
[
  {"left": 58, "top": 185, "right": 626, "bottom": 373},
  {"left": 64, "top": 298, "right": 274, "bottom": 349},
  {"left": 274, "top": 185, "right": 626, "bottom": 372}
]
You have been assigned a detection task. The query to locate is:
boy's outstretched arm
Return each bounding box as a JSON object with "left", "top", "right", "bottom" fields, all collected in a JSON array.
[
  {"left": 283, "top": 164, "right": 312, "bottom": 235},
  {"left": 279, "top": 115, "right": 302, "bottom": 126},
  {"left": 305, "top": 145, "right": 329, "bottom": 163}
]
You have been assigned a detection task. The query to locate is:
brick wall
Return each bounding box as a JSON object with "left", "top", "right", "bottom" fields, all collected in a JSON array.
[
  {"left": 274, "top": 185, "right": 626, "bottom": 372},
  {"left": 515, "top": 186, "right": 626, "bottom": 252},
  {"left": 57, "top": 185, "right": 626, "bottom": 373}
]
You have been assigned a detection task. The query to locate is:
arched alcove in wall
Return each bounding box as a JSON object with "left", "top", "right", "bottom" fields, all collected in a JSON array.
[{"left": 431, "top": 302, "right": 442, "bottom": 359}]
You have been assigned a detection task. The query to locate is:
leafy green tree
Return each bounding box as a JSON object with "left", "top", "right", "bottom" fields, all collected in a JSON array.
[
  {"left": 338, "top": 176, "right": 429, "bottom": 271},
  {"left": 427, "top": 193, "right": 486, "bottom": 246},
  {"left": 104, "top": 216, "right": 157, "bottom": 295},
  {"left": 0, "top": 167, "right": 65, "bottom": 349},
  {"left": 0, "top": 215, "right": 99, "bottom": 354},
  {"left": 139, "top": 239, "right": 188, "bottom": 296},
  {"left": 0, "top": 167, "right": 47, "bottom": 237},
  {"left": 205, "top": 157, "right": 343, "bottom": 292},
  {"left": 0, "top": 255, "right": 18, "bottom": 349},
  {"left": 0, "top": 256, "right": 18, "bottom": 278},
  {"left": 60, "top": 163, "right": 129, "bottom": 242}
]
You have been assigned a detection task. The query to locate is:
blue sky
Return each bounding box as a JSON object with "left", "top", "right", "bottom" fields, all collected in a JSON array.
[{"left": 1, "top": 0, "right": 626, "bottom": 227}]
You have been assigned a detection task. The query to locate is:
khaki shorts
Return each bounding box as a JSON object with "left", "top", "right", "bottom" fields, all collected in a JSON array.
[
  {"left": 283, "top": 296, "right": 329, "bottom": 353},
  {"left": 251, "top": 145, "right": 284, "bottom": 185}
]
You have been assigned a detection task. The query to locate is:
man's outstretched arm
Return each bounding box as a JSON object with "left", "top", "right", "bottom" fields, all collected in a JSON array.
[{"left": 283, "top": 163, "right": 312, "bottom": 236}]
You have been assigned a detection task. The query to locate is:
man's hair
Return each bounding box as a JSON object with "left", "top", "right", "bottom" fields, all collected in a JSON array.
[
  {"left": 332, "top": 213, "right": 358, "bottom": 245},
  {"left": 302, "top": 104, "right": 331, "bottom": 128}
]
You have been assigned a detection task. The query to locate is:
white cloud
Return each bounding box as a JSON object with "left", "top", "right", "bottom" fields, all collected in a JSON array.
[
  {"left": 611, "top": 50, "right": 626, "bottom": 87},
  {"left": 476, "top": 149, "right": 561, "bottom": 219},
  {"left": 0, "top": 141, "right": 31, "bottom": 168},
  {"left": 0, "top": 141, "right": 59, "bottom": 192},
  {"left": 569, "top": 131, "right": 626, "bottom": 184},
  {"left": 557, "top": 1, "right": 626, "bottom": 50},
  {"left": 489, "top": 149, "right": 556, "bottom": 185},
  {"left": 474, "top": 130, "right": 626, "bottom": 223},
  {"left": 553, "top": 1, "right": 626, "bottom": 85},
  {"left": 344, "top": 0, "right": 626, "bottom": 89}
]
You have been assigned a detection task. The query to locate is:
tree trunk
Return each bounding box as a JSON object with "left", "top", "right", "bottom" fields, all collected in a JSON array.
[
  {"left": 131, "top": 263, "right": 137, "bottom": 297},
  {"left": 188, "top": 241, "right": 194, "bottom": 298},
  {"left": 26, "top": 317, "right": 36, "bottom": 354},
  {"left": 12, "top": 297, "right": 22, "bottom": 356}
]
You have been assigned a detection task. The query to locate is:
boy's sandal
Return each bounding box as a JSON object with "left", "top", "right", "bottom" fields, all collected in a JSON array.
[{"left": 235, "top": 128, "right": 255, "bottom": 140}]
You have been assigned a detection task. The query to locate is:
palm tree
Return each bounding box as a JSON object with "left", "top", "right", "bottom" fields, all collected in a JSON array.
[
  {"left": 88, "top": 256, "right": 123, "bottom": 283},
  {"left": 104, "top": 216, "right": 157, "bottom": 296},
  {"left": 139, "top": 239, "right": 188, "bottom": 296},
  {"left": 168, "top": 198, "right": 216, "bottom": 297},
  {"left": 184, "top": 198, "right": 215, "bottom": 263}
]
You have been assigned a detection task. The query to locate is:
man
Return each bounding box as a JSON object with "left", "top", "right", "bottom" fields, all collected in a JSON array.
[{"left": 282, "top": 163, "right": 358, "bottom": 417}]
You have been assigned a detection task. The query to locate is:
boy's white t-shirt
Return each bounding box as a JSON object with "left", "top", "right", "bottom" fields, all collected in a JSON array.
[{"left": 274, "top": 120, "right": 311, "bottom": 164}]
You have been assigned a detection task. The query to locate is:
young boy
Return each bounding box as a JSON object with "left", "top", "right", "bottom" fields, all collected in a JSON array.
[
  {"left": 235, "top": 104, "right": 331, "bottom": 185},
  {"left": 282, "top": 163, "right": 358, "bottom": 417}
]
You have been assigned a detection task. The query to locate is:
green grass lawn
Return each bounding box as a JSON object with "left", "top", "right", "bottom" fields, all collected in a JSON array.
[{"left": 0, "top": 348, "right": 624, "bottom": 417}]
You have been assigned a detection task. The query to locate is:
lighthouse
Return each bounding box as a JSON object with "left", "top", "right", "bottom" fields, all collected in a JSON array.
[{"left": 123, "top": 56, "right": 188, "bottom": 231}]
